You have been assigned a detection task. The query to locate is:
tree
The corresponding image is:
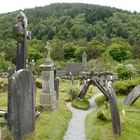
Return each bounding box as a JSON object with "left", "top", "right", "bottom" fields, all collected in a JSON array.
[
  {"left": 74, "top": 47, "right": 84, "bottom": 62},
  {"left": 116, "top": 64, "right": 136, "bottom": 80},
  {"left": 86, "top": 40, "right": 106, "bottom": 60},
  {"left": 63, "top": 43, "right": 77, "bottom": 60},
  {"left": 107, "top": 37, "right": 132, "bottom": 62},
  {"left": 51, "top": 45, "right": 64, "bottom": 61}
]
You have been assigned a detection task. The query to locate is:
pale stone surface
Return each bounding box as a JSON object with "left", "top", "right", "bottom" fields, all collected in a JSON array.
[
  {"left": 40, "top": 70, "right": 57, "bottom": 110},
  {"left": 64, "top": 94, "right": 101, "bottom": 140}
]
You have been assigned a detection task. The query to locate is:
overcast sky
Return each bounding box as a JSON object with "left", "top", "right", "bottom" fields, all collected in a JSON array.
[{"left": 0, "top": 0, "right": 140, "bottom": 14}]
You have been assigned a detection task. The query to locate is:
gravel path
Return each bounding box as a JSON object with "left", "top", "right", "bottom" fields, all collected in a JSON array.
[{"left": 64, "top": 93, "right": 101, "bottom": 140}]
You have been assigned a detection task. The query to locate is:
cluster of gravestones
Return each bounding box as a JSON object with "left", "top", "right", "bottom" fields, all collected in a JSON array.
[
  {"left": 0, "top": 12, "right": 59, "bottom": 140},
  {"left": 77, "top": 70, "right": 140, "bottom": 136},
  {"left": 77, "top": 70, "right": 121, "bottom": 136}
]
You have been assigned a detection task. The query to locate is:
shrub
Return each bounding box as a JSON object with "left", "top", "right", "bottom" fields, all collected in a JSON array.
[
  {"left": 115, "top": 78, "right": 140, "bottom": 95},
  {"left": 116, "top": 64, "right": 137, "bottom": 80},
  {"left": 95, "top": 95, "right": 107, "bottom": 107},
  {"left": 72, "top": 99, "right": 90, "bottom": 110}
]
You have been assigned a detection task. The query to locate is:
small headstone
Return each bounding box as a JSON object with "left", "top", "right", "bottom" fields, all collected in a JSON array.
[
  {"left": 54, "top": 77, "right": 59, "bottom": 100},
  {"left": 124, "top": 85, "right": 140, "bottom": 105}
]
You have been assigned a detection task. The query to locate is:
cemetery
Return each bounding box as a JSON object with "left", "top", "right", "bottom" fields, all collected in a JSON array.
[{"left": 0, "top": 3, "right": 140, "bottom": 140}]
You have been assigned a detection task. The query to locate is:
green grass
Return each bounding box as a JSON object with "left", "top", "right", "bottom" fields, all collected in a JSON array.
[
  {"left": 86, "top": 95, "right": 140, "bottom": 140},
  {"left": 0, "top": 79, "right": 72, "bottom": 140},
  {"left": 26, "top": 100, "right": 71, "bottom": 140},
  {"left": 2, "top": 77, "right": 140, "bottom": 140}
]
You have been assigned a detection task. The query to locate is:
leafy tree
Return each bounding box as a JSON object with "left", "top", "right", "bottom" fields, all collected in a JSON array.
[
  {"left": 51, "top": 45, "right": 64, "bottom": 61},
  {"left": 107, "top": 37, "right": 132, "bottom": 62},
  {"left": 74, "top": 47, "right": 84, "bottom": 62},
  {"left": 85, "top": 6, "right": 113, "bottom": 24},
  {"left": 63, "top": 43, "right": 77, "bottom": 60},
  {"left": 116, "top": 64, "right": 135, "bottom": 80},
  {"left": 86, "top": 40, "right": 106, "bottom": 60},
  {"left": 132, "top": 43, "right": 140, "bottom": 59}
]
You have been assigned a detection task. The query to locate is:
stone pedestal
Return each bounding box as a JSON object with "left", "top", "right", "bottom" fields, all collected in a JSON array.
[{"left": 40, "top": 64, "right": 57, "bottom": 110}]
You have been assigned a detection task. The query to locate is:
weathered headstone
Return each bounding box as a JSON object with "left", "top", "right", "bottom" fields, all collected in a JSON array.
[
  {"left": 76, "top": 79, "right": 92, "bottom": 99},
  {"left": 8, "top": 69, "right": 35, "bottom": 140},
  {"left": 54, "top": 70, "right": 59, "bottom": 100},
  {"left": 124, "top": 85, "right": 140, "bottom": 105},
  {"left": 107, "top": 82, "right": 121, "bottom": 136},
  {"left": 40, "top": 42, "right": 57, "bottom": 110}
]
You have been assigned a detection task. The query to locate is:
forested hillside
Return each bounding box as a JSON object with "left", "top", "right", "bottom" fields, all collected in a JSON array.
[{"left": 0, "top": 3, "right": 140, "bottom": 79}]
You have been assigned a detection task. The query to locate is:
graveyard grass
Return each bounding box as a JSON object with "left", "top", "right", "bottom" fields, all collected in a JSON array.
[
  {"left": 86, "top": 95, "right": 140, "bottom": 140},
  {"left": 0, "top": 79, "right": 72, "bottom": 140},
  {"left": 0, "top": 79, "right": 97, "bottom": 140},
  {"left": 1, "top": 78, "right": 140, "bottom": 140}
]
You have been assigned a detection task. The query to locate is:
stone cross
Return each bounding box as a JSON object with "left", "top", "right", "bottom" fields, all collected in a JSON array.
[
  {"left": 14, "top": 11, "right": 31, "bottom": 70},
  {"left": 40, "top": 42, "right": 57, "bottom": 110},
  {"left": 45, "top": 41, "right": 53, "bottom": 66}
]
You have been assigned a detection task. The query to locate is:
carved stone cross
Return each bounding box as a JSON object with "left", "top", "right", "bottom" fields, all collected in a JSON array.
[{"left": 14, "top": 11, "right": 31, "bottom": 70}]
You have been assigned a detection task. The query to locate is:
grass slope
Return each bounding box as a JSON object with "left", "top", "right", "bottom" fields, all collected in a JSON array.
[{"left": 86, "top": 95, "right": 140, "bottom": 140}]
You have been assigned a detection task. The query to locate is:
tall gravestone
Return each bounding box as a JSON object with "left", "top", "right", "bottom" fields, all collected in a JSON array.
[
  {"left": 8, "top": 69, "right": 35, "bottom": 140},
  {"left": 7, "top": 12, "right": 36, "bottom": 140},
  {"left": 40, "top": 42, "right": 57, "bottom": 110}
]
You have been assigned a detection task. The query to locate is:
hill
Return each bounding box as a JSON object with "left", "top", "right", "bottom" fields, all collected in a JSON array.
[{"left": 0, "top": 3, "right": 140, "bottom": 78}]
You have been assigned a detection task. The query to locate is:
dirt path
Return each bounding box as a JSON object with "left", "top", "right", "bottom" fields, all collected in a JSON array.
[{"left": 64, "top": 93, "right": 101, "bottom": 140}]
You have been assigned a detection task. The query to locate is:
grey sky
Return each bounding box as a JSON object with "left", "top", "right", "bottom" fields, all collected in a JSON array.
[{"left": 0, "top": 0, "right": 140, "bottom": 14}]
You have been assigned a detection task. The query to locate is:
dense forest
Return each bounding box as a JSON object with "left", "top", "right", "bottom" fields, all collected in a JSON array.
[{"left": 0, "top": 3, "right": 140, "bottom": 79}]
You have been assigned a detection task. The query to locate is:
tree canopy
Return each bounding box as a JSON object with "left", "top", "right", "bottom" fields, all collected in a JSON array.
[{"left": 0, "top": 3, "right": 140, "bottom": 77}]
